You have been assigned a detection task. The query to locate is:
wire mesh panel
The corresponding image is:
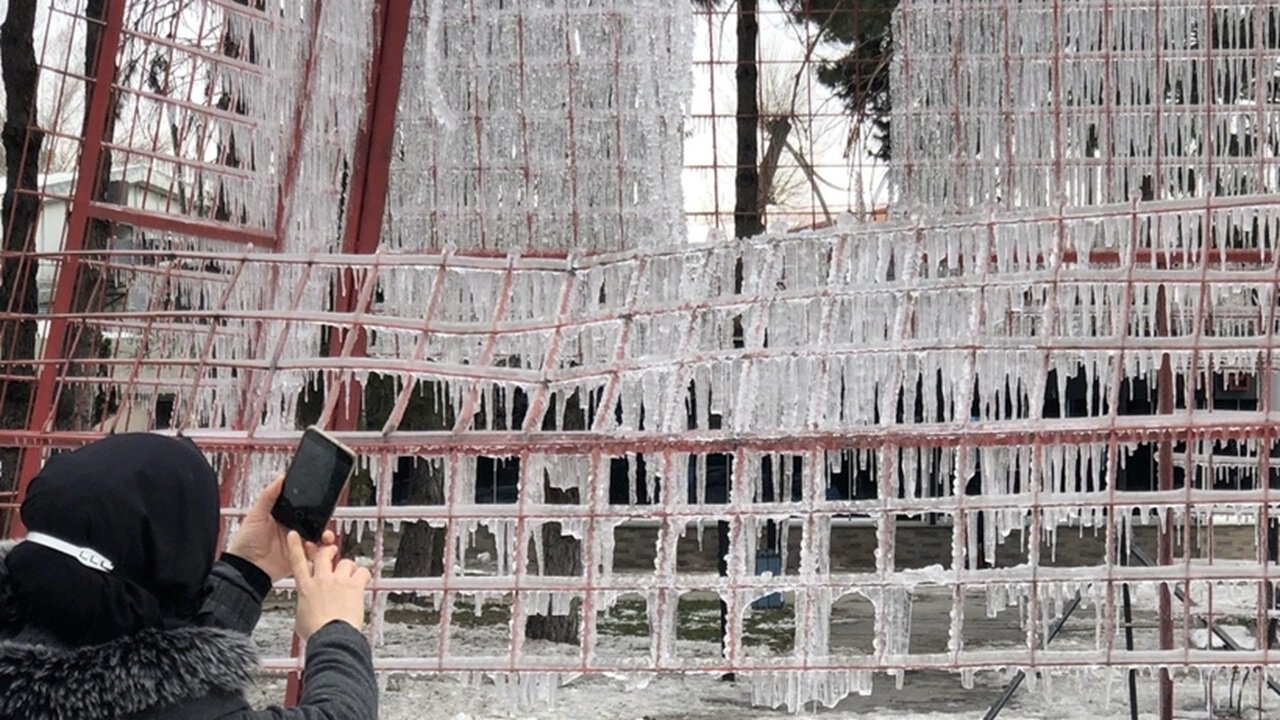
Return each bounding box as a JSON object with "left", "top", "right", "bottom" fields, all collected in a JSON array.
[
  {"left": 0, "top": 0, "right": 374, "bottom": 492},
  {"left": 3, "top": 0, "right": 1280, "bottom": 716},
  {"left": 893, "top": 0, "right": 1280, "bottom": 212},
  {"left": 382, "top": 0, "right": 690, "bottom": 254}
]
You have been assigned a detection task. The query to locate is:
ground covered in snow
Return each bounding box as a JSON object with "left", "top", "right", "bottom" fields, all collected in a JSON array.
[{"left": 243, "top": 584, "right": 1280, "bottom": 719}]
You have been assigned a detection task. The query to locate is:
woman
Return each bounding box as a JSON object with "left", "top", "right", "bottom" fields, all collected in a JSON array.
[{"left": 0, "top": 433, "right": 376, "bottom": 719}]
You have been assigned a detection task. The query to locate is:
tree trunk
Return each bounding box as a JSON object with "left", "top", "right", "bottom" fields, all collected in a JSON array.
[
  {"left": 757, "top": 116, "right": 792, "bottom": 209},
  {"left": 362, "top": 377, "right": 452, "bottom": 584},
  {"left": 734, "top": 0, "right": 763, "bottom": 239},
  {"left": 392, "top": 457, "right": 446, "bottom": 580},
  {"left": 729, "top": 3, "right": 759, "bottom": 662},
  {"left": 727, "top": 5, "right": 760, "bottom": 669},
  {"left": 0, "top": 1, "right": 43, "bottom": 497},
  {"left": 525, "top": 485, "right": 583, "bottom": 644}
]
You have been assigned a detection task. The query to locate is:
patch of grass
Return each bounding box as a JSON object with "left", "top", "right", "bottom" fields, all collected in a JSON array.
[
  {"left": 383, "top": 601, "right": 512, "bottom": 629},
  {"left": 600, "top": 619, "right": 651, "bottom": 636},
  {"left": 743, "top": 607, "right": 795, "bottom": 654},
  {"left": 673, "top": 598, "right": 723, "bottom": 644},
  {"left": 594, "top": 597, "right": 795, "bottom": 653},
  {"left": 365, "top": 595, "right": 796, "bottom": 653},
  {"left": 456, "top": 604, "right": 513, "bottom": 628},
  {"left": 598, "top": 597, "right": 650, "bottom": 638},
  {"left": 676, "top": 621, "right": 723, "bottom": 644}
]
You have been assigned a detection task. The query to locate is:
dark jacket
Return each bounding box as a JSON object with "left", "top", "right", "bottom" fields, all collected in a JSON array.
[{"left": 0, "top": 544, "right": 378, "bottom": 719}]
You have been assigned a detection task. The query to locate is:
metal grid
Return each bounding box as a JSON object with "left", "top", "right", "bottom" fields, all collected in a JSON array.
[
  {"left": 893, "top": 0, "right": 1280, "bottom": 213},
  {"left": 687, "top": 0, "right": 894, "bottom": 233},
  {"left": 2, "top": 1, "right": 1280, "bottom": 717}
]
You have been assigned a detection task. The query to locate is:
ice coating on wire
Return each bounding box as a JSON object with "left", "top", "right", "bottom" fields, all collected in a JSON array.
[{"left": 14, "top": 0, "right": 1280, "bottom": 715}]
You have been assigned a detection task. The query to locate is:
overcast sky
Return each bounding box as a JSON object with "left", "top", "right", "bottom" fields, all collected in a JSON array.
[{"left": 683, "top": 3, "right": 891, "bottom": 239}]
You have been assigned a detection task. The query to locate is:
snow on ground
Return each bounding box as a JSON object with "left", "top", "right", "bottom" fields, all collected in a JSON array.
[
  {"left": 248, "top": 662, "right": 1280, "bottom": 719},
  {"left": 245, "top": 586, "right": 1280, "bottom": 719}
]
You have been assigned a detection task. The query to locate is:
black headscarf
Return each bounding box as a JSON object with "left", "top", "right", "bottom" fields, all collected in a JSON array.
[{"left": 4, "top": 433, "right": 221, "bottom": 646}]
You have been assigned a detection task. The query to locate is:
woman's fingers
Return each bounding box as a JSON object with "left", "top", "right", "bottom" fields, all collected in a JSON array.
[
  {"left": 286, "top": 531, "right": 310, "bottom": 583},
  {"left": 312, "top": 543, "right": 340, "bottom": 576},
  {"left": 353, "top": 566, "right": 373, "bottom": 587},
  {"left": 300, "top": 530, "right": 339, "bottom": 557},
  {"left": 252, "top": 475, "right": 285, "bottom": 514},
  {"left": 334, "top": 558, "right": 358, "bottom": 578}
]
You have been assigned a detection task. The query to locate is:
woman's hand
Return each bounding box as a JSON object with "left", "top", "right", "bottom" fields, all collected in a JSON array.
[
  {"left": 287, "top": 531, "right": 372, "bottom": 639},
  {"left": 227, "top": 475, "right": 334, "bottom": 582}
]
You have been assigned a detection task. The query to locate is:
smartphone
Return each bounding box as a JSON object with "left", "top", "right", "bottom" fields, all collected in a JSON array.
[{"left": 270, "top": 426, "right": 357, "bottom": 542}]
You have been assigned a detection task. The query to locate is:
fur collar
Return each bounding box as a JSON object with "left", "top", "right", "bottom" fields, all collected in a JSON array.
[{"left": 0, "top": 540, "right": 259, "bottom": 720}]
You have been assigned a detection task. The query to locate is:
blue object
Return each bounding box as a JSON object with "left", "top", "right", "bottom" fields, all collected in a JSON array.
[{"left": 752, "top": 551, "right": 784, "bottom": 609}]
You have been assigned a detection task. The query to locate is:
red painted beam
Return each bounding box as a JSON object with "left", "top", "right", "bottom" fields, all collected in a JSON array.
[
  {"left": 88, "top": 202, "right": 275, "bottom": 247},
  {"left": 324, "top": 0, "right": 412, "bottom": 430},
  {"left": 0, "top": 412, "right": 1273, "bottom": 457},
  {"left": 287, "top": 0, "right": 410, "bottom": 705}
]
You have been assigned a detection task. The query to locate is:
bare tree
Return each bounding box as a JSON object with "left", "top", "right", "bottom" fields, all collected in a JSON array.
[
  {"left": 0, "top": 0, "right": 44, "bottom": 497},
  {"left": 756, "top": 48, "right": 843, "bottom": 224},
  {"left": 47, "top": 0, "right": 119, "bottom": 430},
  {"left": 34, "top": 14, "right": 85, "bottom": 173}
]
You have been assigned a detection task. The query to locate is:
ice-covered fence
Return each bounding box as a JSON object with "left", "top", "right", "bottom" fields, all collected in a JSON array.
[
  {"left": 6, "top": 0, "right": 1280, "bottom": 715},
  {"left": 383, "top": 0, "right": 690, "bottom": 253},
  {"left": 893, "top": 0, "right": 1280, "bottom": 213},
  {"left": 0, "top": 0, "right": 377, "bottom": 468},
  {"left": 13, "top": 193, "right": 1280, "bottom": 708}
]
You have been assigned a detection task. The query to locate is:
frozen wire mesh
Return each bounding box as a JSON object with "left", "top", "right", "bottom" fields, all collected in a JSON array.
[
  {"left": 382, "top": 0, "right": 691, "bottom": 254},
  {"left": 892, "top": 0, "right": 1280, "bottom": 213},
  {"left": 1, "top": 0, "right": 1280, "bottom": 715}
]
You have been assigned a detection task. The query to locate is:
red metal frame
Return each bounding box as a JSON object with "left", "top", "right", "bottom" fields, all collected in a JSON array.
[
  {"left": 12, "top": 0, "right": 128, "bottom": 528},
  {"left": 7, "top": 2, "right": 1280, "bottom": 716},
  {"left": 284, "top": 0, "right": 412, "bottom": 704},
  {"left": 86, "top": 201, "right": 276, "bottom": 247},
  {"left": 322, "top": 0, "right": 411, "bottom": 425}
]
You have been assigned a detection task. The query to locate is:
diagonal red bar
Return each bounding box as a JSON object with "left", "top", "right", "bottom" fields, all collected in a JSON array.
[
  {"left": 12, "top": 0, "right": 128, "bottom": 533},
  {"left": 285, "top": 0, "right": 411, "bottom": 706}
]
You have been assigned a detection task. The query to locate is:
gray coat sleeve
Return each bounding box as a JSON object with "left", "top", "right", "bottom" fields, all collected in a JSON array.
[
  {"left": 196, "top": 560, "right": 267, "bottom": 635},
  {"left": 197, "top": 562, "right": 378, "bottom": 720},
  {"left": 245, "top": 621, "right": 378, "bottom": 720}
]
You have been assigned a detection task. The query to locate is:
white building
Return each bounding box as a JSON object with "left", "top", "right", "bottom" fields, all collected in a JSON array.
[
  {"left": 3, "top": 165, "right": 183, "bottom": 431},
  {"left": 3, "top": 165, "right": 178, "bottom": 311}
]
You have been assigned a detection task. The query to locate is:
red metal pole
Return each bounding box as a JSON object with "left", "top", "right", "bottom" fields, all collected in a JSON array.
[
  {"left": 1155, "top": 283, "right": 1175, "bottom": 720},
  {"left": 313, "top": 0, "right": 410, "bottom": 428},
  {"left": 284, "top": 0, "right": 410, "bottom": 705},
  {"left": 325, "top": 0, "right": 411, "bottom": 404},
  {"left": 11, "top": 0, "right": 126, "bottom": 535}
]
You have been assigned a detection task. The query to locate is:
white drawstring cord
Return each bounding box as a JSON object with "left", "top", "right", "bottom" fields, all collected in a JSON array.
[{"left": 24, "top": 532, "right": 115, "bottom": 573}]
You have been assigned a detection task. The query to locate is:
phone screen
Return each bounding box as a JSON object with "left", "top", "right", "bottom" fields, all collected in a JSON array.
[{"left": 270, "top": 428, "right": 356, "bottom": 542}]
